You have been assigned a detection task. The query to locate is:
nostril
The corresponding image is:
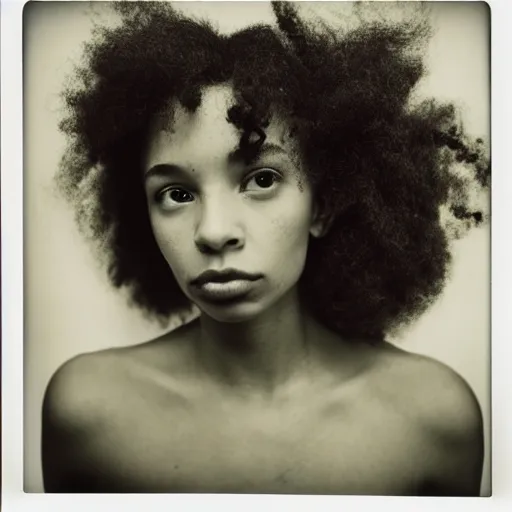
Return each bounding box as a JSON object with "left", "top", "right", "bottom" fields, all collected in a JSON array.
[
  {"left": 196, "top": 237, "right": 241, "bottom": 254},
  {"left": 197, "top": 243, "right": 216, "bottom": 255}
]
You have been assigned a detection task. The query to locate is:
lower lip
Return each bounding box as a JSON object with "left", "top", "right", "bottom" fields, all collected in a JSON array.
[{"left": 194, "top": 279, "right": 260, "bottom": 302}]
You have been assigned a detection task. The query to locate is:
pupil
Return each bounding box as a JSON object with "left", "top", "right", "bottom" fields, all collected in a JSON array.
[
  {"left": 256, "top": 173, "right": 274, "bottom": 188},
  {"left": 171, "top": 189, "right": 191, "bottom": 202}
]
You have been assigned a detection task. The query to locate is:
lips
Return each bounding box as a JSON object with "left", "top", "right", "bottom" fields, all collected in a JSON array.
[
  {"left": 191, "top": 268, "right": 263, "bottom": 287},
  {"left": 190, "top": 268, "right": 263, "bottom": 303}
]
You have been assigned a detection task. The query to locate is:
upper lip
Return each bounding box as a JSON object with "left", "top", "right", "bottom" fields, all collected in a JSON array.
[{"left": 191, "top": 269, "right": 263, "bottom": 287}]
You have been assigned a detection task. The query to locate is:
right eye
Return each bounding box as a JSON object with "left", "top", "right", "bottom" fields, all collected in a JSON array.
[{"left": 156, "top": 187, "right": 195, "bottom": 209}]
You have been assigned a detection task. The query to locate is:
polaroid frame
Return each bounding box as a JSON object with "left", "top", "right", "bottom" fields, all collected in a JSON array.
[{"left": 2, "top": 0, "right": 511, "bottom": 511}]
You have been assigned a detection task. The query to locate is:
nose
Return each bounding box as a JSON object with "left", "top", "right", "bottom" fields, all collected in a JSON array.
[{"left": 194, "top": 193, "right": 244, "bottom": 254}]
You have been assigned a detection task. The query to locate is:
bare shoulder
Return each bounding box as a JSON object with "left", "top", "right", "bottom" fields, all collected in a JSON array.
[
  {"left": 374, "top": 343, "right": 483, "bottom": 436},
  {"left": 369, "top": 342, "right": 484, "bottom": 495},
  {"left": 42, "top": 348, "right": 126, "bottom": 491},
  {"left": 42, "top": 320, "right": 199, "bottom": 492},
  {"left": 43, "top": 319, "right": 199, "bottom": 423},
  {"left": 43, "top": 350, "right": 119, "bottom": 432}
]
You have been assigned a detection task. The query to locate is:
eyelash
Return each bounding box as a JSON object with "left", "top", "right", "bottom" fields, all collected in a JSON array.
[
  {"left": 242, "top": 168, "right": 282, "bottom": 192},
  {"left": 154, "top": 168, "right": 282, "bottom": 206}
]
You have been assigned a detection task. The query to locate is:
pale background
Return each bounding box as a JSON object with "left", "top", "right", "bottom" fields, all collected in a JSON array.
[{"left": 23, "top": 1, "right": 491, "bottom": 495}]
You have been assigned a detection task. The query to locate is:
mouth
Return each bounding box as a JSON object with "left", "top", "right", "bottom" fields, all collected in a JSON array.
[
  {"left": 191, "top": 269, "right": 263, "bottom": 287},
  {"left": 190, "top": 269, "right": 263, "bottom": 303}
]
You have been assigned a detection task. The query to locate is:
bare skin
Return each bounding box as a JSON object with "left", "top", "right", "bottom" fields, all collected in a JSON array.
[{"left": 42, "top": 312, "right": 483, "bottom": 495}]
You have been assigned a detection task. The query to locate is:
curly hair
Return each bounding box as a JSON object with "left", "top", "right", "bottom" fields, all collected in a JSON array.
[{"left": 56, "top": 1, "right": 490, "bottom": 341}]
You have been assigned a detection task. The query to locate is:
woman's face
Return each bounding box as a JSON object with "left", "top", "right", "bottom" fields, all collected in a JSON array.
[{"left": 143, "top": 84, "right": 322, "bottom": 322}]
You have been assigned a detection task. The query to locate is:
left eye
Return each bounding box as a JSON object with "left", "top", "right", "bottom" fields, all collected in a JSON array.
[{"left": 243, "top": 170, "right": 281, "bottom": 191}]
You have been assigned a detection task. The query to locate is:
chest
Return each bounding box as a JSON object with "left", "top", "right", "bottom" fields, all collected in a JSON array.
[{"left": 87, "top": 392, "right": 432, "bottom": 494}]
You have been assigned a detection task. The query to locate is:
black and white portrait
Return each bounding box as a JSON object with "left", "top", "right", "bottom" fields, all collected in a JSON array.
[{"left": 21, "top": 0, "right": 490, "bottom": 498}]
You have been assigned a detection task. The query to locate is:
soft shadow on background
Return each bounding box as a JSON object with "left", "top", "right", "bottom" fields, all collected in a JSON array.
[{"left": 23, "top": 1, "right": 490, "bottom": 495}]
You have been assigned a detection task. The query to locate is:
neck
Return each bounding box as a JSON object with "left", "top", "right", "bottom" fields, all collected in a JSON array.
[{"left": 196, "top": 287, "right": 320, "bottom": 394}]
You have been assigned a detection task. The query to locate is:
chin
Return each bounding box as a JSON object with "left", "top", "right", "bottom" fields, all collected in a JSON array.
[
  {"left": 196, "top": 285, "right": 298, "bottom": 324},
  {"left": 199, "top": 302, "right": 265, "bottom": 323}
]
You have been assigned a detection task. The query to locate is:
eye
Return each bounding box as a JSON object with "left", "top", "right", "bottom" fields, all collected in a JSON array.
[
  {"left": 243, "top": 169, "right": 282, "bottom": 192},
  {"left": 156, "top": 187, "right": 195, "bottom": 209}
]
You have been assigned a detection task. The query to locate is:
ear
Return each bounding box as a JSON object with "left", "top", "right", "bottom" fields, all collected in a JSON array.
[{"left": 310, "top": 202, "right": 335, "bottom": 238}]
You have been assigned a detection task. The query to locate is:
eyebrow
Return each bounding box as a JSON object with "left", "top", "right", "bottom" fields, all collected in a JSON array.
[
  {"left": 228, "top": 142, "right": 288, "bottom": 164},
  {"left": 144, "top": 164, "right": 189, "bottom": 182},
  {"left": 144, "top": 142, "right": 290, "bottom": 181}
]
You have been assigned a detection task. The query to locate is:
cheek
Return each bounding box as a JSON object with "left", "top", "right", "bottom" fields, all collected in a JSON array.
[
  {"left": 264, "top": 199, "right": 313, "bottom": 268},
  {"left": 149, "top": 214, "right": 188, "bottom": 271},
  {"left": 274, "top": 189, "right": 314, "bottom": 240}
]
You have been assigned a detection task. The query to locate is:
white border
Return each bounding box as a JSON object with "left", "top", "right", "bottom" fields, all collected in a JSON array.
[{"left": 2, "top": 0, "right": 512, "bottom": 510}]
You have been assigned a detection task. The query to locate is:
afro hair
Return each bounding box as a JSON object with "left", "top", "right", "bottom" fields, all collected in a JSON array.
[{"left": 56, "top": 1, "right": 490, "bottom": 341}]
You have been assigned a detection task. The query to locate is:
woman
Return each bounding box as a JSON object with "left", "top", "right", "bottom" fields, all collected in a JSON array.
[{"left": 42, "top": 1, "right": 489, "bottom": 495}]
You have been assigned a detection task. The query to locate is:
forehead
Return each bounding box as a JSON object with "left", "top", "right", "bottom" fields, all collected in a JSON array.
[{"left": 144, "top": 84, "right": 296, "bottom": 170}]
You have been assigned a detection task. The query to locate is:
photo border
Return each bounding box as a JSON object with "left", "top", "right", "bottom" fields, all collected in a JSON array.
[{"left": 2, "top": 0, "right": 511, "bottom": 510}]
